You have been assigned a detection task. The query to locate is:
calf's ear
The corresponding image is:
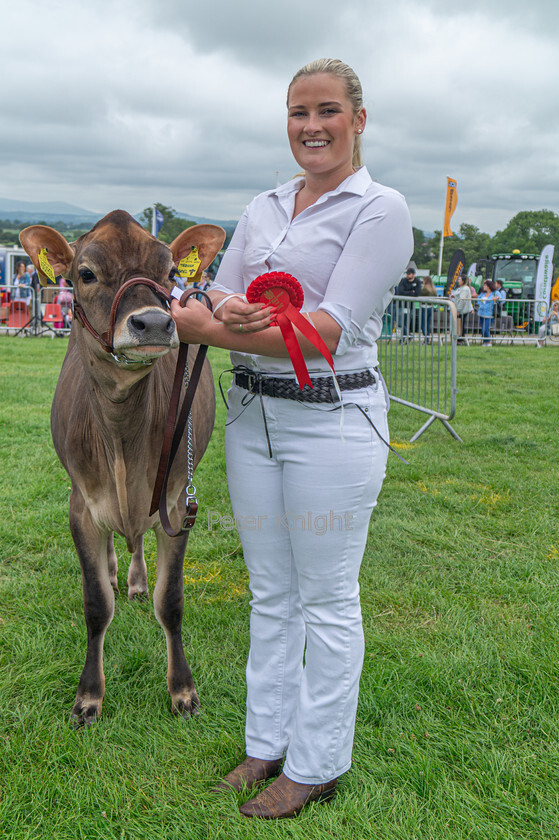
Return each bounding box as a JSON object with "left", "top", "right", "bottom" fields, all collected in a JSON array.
[
  {"left": 19, "top": 225, "right": 75, "bottom": 280},
  {"left": 170, "top": 224, "right": 226, "bottom": 269}
]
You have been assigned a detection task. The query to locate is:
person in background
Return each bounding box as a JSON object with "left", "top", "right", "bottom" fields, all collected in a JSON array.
[
  {"left": 536, "top": 300, "right": 559, "bottom": 347},
  {"left": 495, "top": 279, "right": 507, "bottom": 302},
  {"left": 12, "top": 261, "right": 32, "bottom": 307},
  {"left": 396, "top": 267, "right": 421, "bottom": 340},
  {"left": 12, "top": 260, "right": 25, "bottom": 283},
  {"left": 193, "top": 271, "right": 211, "bottom": 291},
  {"left": 450, "top": 274, "right": 474, "bottom": 343},
  {"left": 26, "top": 261, "right": 41, "bottom": 295},
  {"left": 55, "top": 278, "right": 74, "bottom": 328},
  {"left": 397, "top": 266, "right": 421, "bottom": 296},
  {"left": 170, "top": 57, "right": 413, "bottom": 819},
  {"left": 494, "top": 278, "right": 507, "bottom": 320},
  {"left": 476, "top": 280, "right": 498, "bottom": 346},
  {"left": 418, "top": 275, "right": 437, "bottom": 344}
]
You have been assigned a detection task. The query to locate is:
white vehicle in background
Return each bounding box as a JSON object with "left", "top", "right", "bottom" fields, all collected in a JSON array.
[{"left": 0, "top": 245, "right": 29, "bottom": 287}]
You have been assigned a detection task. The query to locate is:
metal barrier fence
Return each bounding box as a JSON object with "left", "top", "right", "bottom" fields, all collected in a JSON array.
[
  {"left": 457, "top": 297, "right": 555, "bottom": 345},
  {"left": 379, "top": 295, "right": 556, "bottom": 442},
  {"left": 0, "top": 285, "right": 72, "bottom": 337},
  {"left": 379, "top": 296, "right": 461, "bottom": 442}
]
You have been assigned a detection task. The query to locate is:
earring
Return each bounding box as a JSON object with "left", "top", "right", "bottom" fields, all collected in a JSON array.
[{"left": 357, "top": 129, "right": 363, "bottom": 134}]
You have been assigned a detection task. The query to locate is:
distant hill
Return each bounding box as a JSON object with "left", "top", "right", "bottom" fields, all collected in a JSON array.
[
  {"left": 0, "top": 197, "right": 238, "bottom": 232},
  {"left": 0, "top": 198, "right": 99, "bottom": 225}
]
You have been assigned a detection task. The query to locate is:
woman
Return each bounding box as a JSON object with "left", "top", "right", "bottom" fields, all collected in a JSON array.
[
  {"left": 476, "top": 280, "right": 498, "bottom": 346},
  {"left": 418, "top": 275, "right": 437, "bottom": 343},
  {"left": 12, "top": 261, "right": 32, "bottom": 307},
  {"left": 450, "top": 274, "right": 474, "bottom": 343},
  {"left": 171, "top": 59, "right": 412, "bottom": 819}
]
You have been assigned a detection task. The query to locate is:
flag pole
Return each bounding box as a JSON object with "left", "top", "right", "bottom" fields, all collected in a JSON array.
[{"left": 437, "top": 228, "right": 444, "bottom": 277}]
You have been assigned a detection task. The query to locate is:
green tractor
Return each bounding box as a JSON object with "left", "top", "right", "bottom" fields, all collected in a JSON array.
[
  {"left": 473, "top": 251, "right": 538, "bottom": 297},
  {"left": 471, "top": 251, "right": 543, "bottom": 331}
]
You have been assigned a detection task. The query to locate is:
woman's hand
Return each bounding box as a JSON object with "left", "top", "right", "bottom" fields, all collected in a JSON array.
[
  {"left": 215, "top": 295, "right": 276, "bottom": 333},
  {"left": 170, "top": 296, "right": 276, "bottom": 344},
  {"left": 170, "top": 297, "right": 215, "bottom": 345}
]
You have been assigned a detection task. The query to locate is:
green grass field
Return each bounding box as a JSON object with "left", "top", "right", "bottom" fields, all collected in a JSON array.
[{"left": 0, "top": 335, "right": 557, "bottom": 839}]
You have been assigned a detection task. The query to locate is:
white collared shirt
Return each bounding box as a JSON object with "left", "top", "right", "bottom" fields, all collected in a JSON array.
[{"left": 213, "top": 166, "right": 413, "bottom": 374}]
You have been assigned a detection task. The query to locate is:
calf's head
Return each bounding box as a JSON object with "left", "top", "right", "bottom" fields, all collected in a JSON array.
[{"left": 20, "top": 210, "right": 225, "bottom": 365}]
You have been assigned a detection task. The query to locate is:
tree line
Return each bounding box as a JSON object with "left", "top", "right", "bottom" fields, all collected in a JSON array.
[{"left": 414, "top": 209, "right": 559, "bottom": 276}]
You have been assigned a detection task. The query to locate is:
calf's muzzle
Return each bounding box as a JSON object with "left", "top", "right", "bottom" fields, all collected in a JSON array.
[{"left": 127, "top": 308, "right": 176, "bottom": 344}]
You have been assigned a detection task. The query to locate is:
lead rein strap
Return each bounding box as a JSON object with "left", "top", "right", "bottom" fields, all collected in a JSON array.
[{"left": 149, "top": 288, "right": 213, "bottom": 536}]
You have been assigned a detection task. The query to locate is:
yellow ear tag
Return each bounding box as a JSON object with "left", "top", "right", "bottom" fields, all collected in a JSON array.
[
  {"left": 38, "top": 248, "right": 57, "bottom": 286},
  {"left": 177, "top": 246, "right": 202, "bottom": 284}
]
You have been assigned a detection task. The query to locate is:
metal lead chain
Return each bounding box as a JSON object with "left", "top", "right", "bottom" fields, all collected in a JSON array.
[{"left": 183, "top": 358, "right": 197, "bottom": 505}]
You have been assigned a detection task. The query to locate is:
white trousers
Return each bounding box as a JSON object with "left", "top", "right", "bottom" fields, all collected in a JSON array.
[{"left": 224, "top": 379, "right": 389, "bottom": 785}]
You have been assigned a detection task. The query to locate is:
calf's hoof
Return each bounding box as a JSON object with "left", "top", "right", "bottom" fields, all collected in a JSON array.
[
  {"left": 70, "top": 697, "right": 103, "bottom": 729},
  {"left": 127, "top": 586, "right": 149, "bottom": 601},
  {"left": 171, "top": 688, "right": 201, "bottom": 718}
]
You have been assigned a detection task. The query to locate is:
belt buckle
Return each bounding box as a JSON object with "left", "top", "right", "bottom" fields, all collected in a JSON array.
[{"left": 246, "top": 371, "right": 259, "bottom": 392}]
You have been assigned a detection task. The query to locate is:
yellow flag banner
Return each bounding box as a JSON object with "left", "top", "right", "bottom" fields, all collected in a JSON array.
[{"left": 443, "top": 177, "right": 458, "bottom": 237}]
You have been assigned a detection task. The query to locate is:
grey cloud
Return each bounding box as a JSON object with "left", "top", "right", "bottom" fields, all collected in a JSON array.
[{"left": 3, "top": 0, "right": 559, "bottom": 235}]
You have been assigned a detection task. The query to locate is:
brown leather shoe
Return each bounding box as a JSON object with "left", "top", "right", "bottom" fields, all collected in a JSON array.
[
  {"left": 239, "top": 771, "right": 338, "bottom": 818},
  {"left": 211, "top": 756, "right": 283, "bottom": 793}
]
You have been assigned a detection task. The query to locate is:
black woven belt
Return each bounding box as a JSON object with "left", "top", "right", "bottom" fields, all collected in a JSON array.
[{"left": 234, "top": 369, "right": 376, "bottom": 403}]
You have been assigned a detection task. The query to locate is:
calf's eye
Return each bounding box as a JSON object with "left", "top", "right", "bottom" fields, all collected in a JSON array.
[{"left": 79, "top": 268, "right": 97, "bottom": 284}]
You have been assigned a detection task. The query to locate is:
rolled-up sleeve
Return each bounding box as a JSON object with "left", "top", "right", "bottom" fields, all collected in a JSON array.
[
  {"left": 211, "top": 210, "right": 249, "bottom": 295},
  {"left": 318, "top": 190, "right": 413, "bottom": 355}
]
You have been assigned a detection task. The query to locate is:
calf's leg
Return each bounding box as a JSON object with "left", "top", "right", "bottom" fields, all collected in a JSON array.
[
  {"left": 69, "top": 491, "right": 114, "bottom": 727},
  {"left": 153, "top": 525, "right": 199, "bottom": 717},
  {"left": 107, "top": 533, "right": 118, "bottom": 592},
  {"left": 127, "top": 534, "right": 149, "bottom": 600}
]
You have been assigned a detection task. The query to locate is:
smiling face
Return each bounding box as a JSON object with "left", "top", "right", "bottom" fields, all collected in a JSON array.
[{"left": 287, "top": 73, "right": 366, "bottom": 185}]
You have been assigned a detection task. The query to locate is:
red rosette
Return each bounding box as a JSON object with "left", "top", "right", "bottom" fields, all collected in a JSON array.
[
  {"left": 246, "top": 271, "right": 303, "bottom": 318},
  {"left": 246, "top": 271, "right": 335, "bottom": 391}
]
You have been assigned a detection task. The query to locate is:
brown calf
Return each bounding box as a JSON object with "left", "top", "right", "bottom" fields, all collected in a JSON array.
[{"left": 20, "top": 211, "right": 224, "bottom": 727}]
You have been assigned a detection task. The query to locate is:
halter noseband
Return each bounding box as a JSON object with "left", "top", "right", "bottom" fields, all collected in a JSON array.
[{"left": 72, "top": 276, "right": 172, "bottom": 354}]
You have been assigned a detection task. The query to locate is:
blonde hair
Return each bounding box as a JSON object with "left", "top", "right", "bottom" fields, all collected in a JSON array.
[
  {"left": 421, "top": 276, "right": 437, "bottom": 296},
  {"left": 287, "top": 58, "right": 364, "bottom": 169}
]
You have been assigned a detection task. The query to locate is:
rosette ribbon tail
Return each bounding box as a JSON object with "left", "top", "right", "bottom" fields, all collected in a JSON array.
[
  {"left": 287, "top": 306, "right": 335, "bottom": 373},
  {"left": 276, "top": 310, "right": 313, "bottom": 389}
]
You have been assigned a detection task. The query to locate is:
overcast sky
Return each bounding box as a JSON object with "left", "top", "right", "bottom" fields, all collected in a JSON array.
[{"left": 3, "top": 0, "right": 558, "bottom": 234}]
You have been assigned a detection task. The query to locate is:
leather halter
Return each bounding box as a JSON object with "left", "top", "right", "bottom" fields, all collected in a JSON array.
[{"left": 72, "top": 276, "right": 172, "bottom": 354}]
